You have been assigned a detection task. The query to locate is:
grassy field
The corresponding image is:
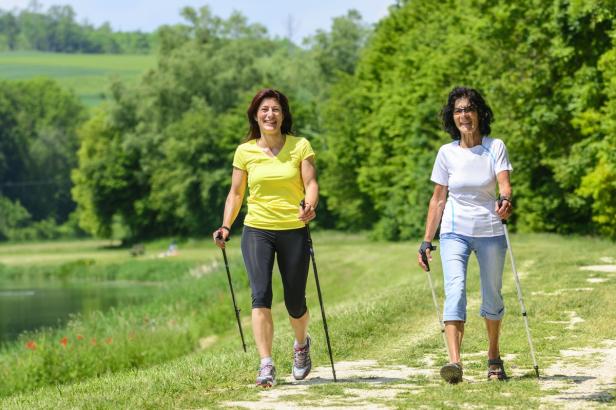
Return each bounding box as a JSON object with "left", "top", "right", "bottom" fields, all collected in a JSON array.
[
  {"left": 0, "top": 51, "right": 155, "bottom": 107},
  {"left": 0, "top": 232, "right": 615, "bottom": 408}
]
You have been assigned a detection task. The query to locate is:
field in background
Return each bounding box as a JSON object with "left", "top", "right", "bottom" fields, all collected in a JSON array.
[{"left": 0, "top": 51, "right": 155, "bottom": 107}]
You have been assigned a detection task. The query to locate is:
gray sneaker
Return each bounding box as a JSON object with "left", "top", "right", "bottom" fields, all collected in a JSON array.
[
  {"left": 292, "top": 335, "right": 312, "bottom": 380},
  {"left": 256, "top": 363, "right": 276, "bottom": 387}
]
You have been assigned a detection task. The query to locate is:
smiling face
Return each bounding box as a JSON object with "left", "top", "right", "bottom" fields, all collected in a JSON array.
[
  {"left": 453, "top": 97, "right": 479, "bottom": 137},
  {"left": 256, "top": 98, "right": 284, "bottom": 137}
]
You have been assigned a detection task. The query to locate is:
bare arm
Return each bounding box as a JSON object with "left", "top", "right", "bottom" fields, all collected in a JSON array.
[
  {"left": 495, "top": 170, "right": 512, "bottom": 220},
  {"left": 299, "top": 156, "right": 318, "bottom": 223},
  {"left": 213, "top": 167, "right": 247, "bottom": 248},
  {"left": 418, "top": 183, "right": 448, "bottom": 271}
]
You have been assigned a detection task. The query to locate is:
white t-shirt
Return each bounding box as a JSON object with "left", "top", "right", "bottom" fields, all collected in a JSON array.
[{"left": 430, "top": 136, "right": 513, "bottom": 237}]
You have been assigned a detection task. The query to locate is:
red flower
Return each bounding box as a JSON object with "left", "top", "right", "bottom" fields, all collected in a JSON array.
[
  {"left": 76, "top": 334, "right": 84, "bottom": 341},
  {"left": 25, "top": 340, "right": 37, "bottom": 350},
  {"left": 60, "top": 337, "right": 68, "bottom": 347},
  {"left": 105, "top": 337, "right": 113, "bottom": 345}
]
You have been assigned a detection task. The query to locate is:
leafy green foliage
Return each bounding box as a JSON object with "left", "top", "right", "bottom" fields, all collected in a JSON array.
[
  {"left": 0, "top": 78, "right": 84, "bottom": 232},
  {"left": 322, "top": 0, "right": 616, "bottom": 239},
  {"left": 72, "top": 6, "right": 369, "bottom": 239},
  {"left": 0, "top": 197, "right": 30, "bottom": 240},
  {"left": 16, "top": 2, "right": 615, "bottom": 241},
  {"left": 574, "top": 32, "right": 616, "bottom": 238}
]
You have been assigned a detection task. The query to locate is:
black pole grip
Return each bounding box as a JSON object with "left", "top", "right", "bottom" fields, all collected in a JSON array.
[
  {"left": 497, "top": 198, "right": 508, "bottom": 224},
  {"left": 421, "top": 251, "right": 431, "bottom": 272},
  {"left": 216, "top": 231, "right": 230, "bottom": 242}
]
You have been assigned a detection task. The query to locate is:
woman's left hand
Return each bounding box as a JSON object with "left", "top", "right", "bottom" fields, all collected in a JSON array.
[
  {"left": 495, "top": 198, "right": 513, "bottom": 220},
  {"left": 299, "top": 203, "right": 316, "bottom": 223}
]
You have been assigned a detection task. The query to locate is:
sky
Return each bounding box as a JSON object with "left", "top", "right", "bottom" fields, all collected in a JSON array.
[{"left": 1, "top": 0, "right": 397, "bottom": 41}]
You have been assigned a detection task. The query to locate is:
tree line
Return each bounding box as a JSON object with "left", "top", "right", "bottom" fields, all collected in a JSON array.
[
  {"left": 0, "top": 3, "right": 153, "bottom": 53},
  {"left": 322, "top": 0, "right": 616, "bottom": 240},
  {"left": 1, "top": 1, "right": 615, "bottom": 242}
]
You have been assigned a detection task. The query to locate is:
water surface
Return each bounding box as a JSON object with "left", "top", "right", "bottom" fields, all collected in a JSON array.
[{"left": 0, "top": 280, "right": 160, "bottom": 344}]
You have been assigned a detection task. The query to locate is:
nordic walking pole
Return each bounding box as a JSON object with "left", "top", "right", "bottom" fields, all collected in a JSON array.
[
  {"left": 501, "top": 217, "right": 539, "bottom": 378},
  {"left": 301, "top": 200, "right": 337, "bottom": 382},
  {"left": 217, "top": 232, "right": 247, "bottom": 353},
  {"left": 420, "top": 245, "right": 448, "bottom": 351}
]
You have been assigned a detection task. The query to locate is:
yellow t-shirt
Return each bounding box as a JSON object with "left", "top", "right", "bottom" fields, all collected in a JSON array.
[{"left": 233, "top": 135, "right": 315, "bottom": 230}]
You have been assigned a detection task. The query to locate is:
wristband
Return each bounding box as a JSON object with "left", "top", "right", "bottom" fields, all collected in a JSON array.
[{"left": 220, "top": 226, "right": 231, "bottom": 233}]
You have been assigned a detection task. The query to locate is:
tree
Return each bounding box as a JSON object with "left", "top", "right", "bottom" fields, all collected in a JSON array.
[
  {"left": 0, "top": 11, "right": 19, "bottom": 50},
  {"left": 0, "top": 79, "right": 84, "bottom": 225},
  {"left": 72, "top": 6, "right": 370, "bottom": 239},
  {"left": 319, "top": 0, "right": 616, "bottom": 239}
]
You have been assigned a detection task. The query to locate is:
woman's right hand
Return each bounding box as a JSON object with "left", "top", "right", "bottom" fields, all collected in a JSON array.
[
  {"left": 417, "top": 241, "right": 435, "bottom": 272},
  {"left": 213, "top": 228, "right": 229, "bottom": 249}
]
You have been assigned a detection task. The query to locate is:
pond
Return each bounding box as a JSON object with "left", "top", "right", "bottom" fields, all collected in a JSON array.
[{"left": 0, "top": 280, "right": 161, "bottom": 345}]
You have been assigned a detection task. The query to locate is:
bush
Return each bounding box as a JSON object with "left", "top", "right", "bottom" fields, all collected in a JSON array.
[{"left": 0, "top": 197, "right": 31, "bottom": 240}]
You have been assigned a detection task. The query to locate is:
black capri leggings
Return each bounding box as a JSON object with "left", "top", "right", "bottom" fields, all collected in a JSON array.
[{"left": 241, "top": 225, "right": 310, "bottom": 318}]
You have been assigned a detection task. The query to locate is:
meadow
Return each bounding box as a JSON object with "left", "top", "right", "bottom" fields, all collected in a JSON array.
[
  {"left": 0, "top": 51, "right": 155, "bottom": 107},
  {"left": 0, "top": 232, "right": 614, "bottom": 408}
]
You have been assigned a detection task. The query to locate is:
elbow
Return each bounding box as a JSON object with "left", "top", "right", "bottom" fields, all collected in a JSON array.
[
  {"left": 306, "top": 180, "right": 319, "bottom": 193},
  {"left": 227, "top": 190, "right": 243, "bottom": 203}
]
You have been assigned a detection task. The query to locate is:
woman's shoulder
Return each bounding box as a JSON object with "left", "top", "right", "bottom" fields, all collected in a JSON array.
[
  {"left": 438, "top": 140, "right": 459, "bottom": 152},
  {"left": 286, "top": 135, "right": 312, "bottom": 149},
  {"left": 287, "top": 134, "right": 308, "bottom": 144},
  {"left": 482, "top": 136, "right": 507, "bottom": 149},
  {"left": 236, "top": 139, "right": 257, "bottom": 151}
]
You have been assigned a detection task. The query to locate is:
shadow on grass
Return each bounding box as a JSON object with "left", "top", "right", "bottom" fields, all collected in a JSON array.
[
  {"left": 559, "top": 390, "right": 614, "bottom": 403},
  {"left": 542, "top": 374, "right": 594, "bottom": 383}
]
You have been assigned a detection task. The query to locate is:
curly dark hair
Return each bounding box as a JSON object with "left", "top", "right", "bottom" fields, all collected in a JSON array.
[
  {"left": 441, "top": 86, "right": 493, "bottom": 140},
  {"left": 246, "top": 88, "right": 293, "bottom": 141}
]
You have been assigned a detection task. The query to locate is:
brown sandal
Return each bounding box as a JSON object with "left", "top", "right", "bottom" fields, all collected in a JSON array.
[{"left": 487, "top": 357, "right": 508, "bottom": 381}]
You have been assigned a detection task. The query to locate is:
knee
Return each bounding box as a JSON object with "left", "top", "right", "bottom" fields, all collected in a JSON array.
[
  {"left": 480, "top": 298, "right": 505, "bottom": 320},
  {"left": 285, "top": 298, "right": 307, "bottom": 319}
]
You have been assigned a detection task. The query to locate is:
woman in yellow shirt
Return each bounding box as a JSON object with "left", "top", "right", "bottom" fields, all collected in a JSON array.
[{"left": 213, "top": 88, "right": 318, "bottom": 387}]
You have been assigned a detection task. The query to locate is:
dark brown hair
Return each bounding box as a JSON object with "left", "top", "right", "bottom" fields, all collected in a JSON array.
[
  {"left": 245, "top": 88, "right": 293, "bottom": 141},
  {"left": 441, "top": 86, "right": 493, "bottom": 140}
]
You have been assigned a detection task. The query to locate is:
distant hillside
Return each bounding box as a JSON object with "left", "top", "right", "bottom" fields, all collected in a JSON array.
[
  {"left": 0, "top": 51, "right": 156, "bottom": 106},
  {"left": 0, "top": 5, "right": 154, "bottom": 54}
]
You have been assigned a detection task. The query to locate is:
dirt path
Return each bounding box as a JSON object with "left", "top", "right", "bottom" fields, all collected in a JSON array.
[
  {"left": 535, "top": 263, "right": 616, "bottom": 408},
  {"left": 223, "top": 359, "right": 437, "bottom": 409},
  {"left": 540, "top": 340, "right": 616, "bottom": 408},
  {"left": 223, "top": 320, "right": 440, "bottom": 409}
]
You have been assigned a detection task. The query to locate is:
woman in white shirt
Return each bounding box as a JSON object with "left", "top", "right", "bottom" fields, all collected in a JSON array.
[{"left": 418, "top": 86, "right": 513, "bottom": 384}]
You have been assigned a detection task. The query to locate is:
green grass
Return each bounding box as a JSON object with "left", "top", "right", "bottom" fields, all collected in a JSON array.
[
  {"left": 0, "top": 51, "right": 155, "bottom": 107},
  {"left": 0, "top": 232, "right": 615, "bottom": 408}
]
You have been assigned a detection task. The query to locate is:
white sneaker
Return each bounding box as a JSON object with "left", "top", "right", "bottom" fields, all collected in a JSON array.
[
  {"left": 292, "top": 335, "right": 312, "bottom": 380},
  {"left": 256, "top": 363, "right": 276, "bottom": 387}
]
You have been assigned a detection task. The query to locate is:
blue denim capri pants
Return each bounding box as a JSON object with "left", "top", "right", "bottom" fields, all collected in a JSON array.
[{"left": 439, "top": 232, "right": 508, "bottom": 322}]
